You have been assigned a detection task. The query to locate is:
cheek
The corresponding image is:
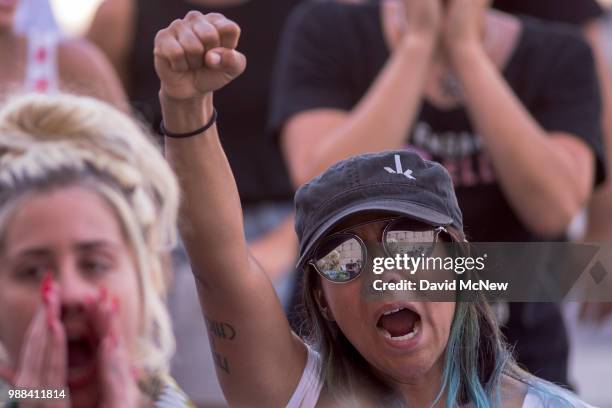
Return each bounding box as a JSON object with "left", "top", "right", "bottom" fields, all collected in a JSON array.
[
  {"left": 104, "top": 265, "right": 142, "bottom": 348},
  {"left": 118, "top": 287, "right": 140, "bottom": 346},
  {"left": 323, "top": 280, "right": 368, "bottom": 342},
  {"left": 428, "top": 302, "right": 456, "bottom": 350},
  {"left": 0, "top": 274, "right": 40, "bottom": 362}
]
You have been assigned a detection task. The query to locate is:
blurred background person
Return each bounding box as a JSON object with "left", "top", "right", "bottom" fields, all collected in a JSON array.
[
  {"left": 494, "top": 0, "right": 612, "bottom": 325},
  {"left": 0, "top": 0, "right": 125, "bottom": 106},
  {"left": 87, "top": 0, "right": 302, "bottom": 405},
  {"left": 490, "top": 3, "right": 612, "bottom": 404},
  {"left": 270, "top": 0, "right": 606, "bottom": 393},
  {"left": 0, "top": 93, "right": 190, "bottom": 406},
  {"left": 14, "top": 0, "right": 60, "bottom": 33}
]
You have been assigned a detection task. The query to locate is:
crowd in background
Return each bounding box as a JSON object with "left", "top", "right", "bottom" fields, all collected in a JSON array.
[{"left": 0, "top": 0, "right": 611, "bottom": 407}]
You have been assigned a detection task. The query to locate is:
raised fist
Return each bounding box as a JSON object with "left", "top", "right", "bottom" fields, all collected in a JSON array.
[{"left": 154, "top": 11, "right": 246, "bottom": 100}]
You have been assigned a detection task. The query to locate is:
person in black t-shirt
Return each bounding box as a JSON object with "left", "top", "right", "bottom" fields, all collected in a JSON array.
[
  {"left": 493, "top": 0, "right": 603, "bottom": 26},
  {"left": 270, "top": 0, "right": 606, "bottom": 386},
  {"left": 494, "top": 0, "right": 612, "bottom": 324}
]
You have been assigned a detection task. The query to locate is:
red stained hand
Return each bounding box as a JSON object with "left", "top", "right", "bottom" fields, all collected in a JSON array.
[
  {"left": 85, "top": 287, "right": 142, "bottom": 408},
  {"left": 0, "top": 276, "right": 69, "bottom": 408}
]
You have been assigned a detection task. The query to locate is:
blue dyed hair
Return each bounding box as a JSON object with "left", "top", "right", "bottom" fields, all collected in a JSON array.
[
  {"left": 434, "top": 299, "right": 581, "bottom": 408},
  {"left": 435, "top": 300, "right": 510, "bottom": 408}
]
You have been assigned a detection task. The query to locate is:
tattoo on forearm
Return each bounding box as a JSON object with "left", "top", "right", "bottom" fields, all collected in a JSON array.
[
  {"left": 205, "top": 316, "right": 236, "bottom": 340},
  {"left": 213, "top": 351, "right": 230, "bottom": 374},
  {"left": 204, "top": 315, "right": 236, "bottom": 375}
]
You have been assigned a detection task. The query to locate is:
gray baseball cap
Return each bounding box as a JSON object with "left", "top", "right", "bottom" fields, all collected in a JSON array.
[{"left": 294, "top": 150, "right": 463, "bottom": 269}]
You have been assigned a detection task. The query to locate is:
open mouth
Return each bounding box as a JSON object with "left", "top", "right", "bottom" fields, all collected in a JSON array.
[
  {"left": 65, "top": 326, "right": 99, "bottom": 388},
  {"left": 376, "top": 306, "right": 421, "bottom": 342}
]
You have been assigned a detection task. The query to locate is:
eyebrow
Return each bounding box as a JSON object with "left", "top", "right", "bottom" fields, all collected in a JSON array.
[
  {"left": 13, "top": 241, "right": 120, "bottom": 258},
  {"left": 76, "top": 241, "right": 120, "bottom": 252}
]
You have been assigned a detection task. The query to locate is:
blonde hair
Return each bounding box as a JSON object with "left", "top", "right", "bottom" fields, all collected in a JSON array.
[{"left": 0, "top": 93, "right": 180, "bottom": 374}]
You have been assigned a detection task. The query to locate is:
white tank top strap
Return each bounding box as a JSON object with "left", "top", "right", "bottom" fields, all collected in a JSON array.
[
  {"left": 286, "top": 345, "right": 324, "bottom": 408},
  {"left": 24, "top": 30, "right": 59, "bottom": 94},
  {"left": 522, "top": 390, "right": 547, "bottom": 408}
]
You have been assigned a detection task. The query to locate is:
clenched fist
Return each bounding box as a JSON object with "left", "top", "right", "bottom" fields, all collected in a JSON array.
[{"left": 154, "top": 11, "right": 246, "bottom": 100}]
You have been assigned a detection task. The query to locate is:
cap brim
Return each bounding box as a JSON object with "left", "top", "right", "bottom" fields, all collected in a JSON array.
[{"left": 296, "top": 200, "right": 453, "bottom": 269}]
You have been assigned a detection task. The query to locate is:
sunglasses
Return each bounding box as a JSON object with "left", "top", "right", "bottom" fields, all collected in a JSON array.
[{"left": 309, "top": 217, "right": 449, "bottom": 283}]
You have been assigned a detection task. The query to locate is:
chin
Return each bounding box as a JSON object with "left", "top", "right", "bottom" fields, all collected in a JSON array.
[
  {"left": 387, "top": 356, "right": 437, "bottom": 383},
  {"left": 366, "top": 343, "right": 444, "bottom": 384}
]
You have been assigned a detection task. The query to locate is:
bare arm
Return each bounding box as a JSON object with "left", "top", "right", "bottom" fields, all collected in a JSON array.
[
  {"left": 155, "top": 12, "right": 305, "bottom": 406},
  {"left": 448, "top": 56, "right": 593, "bottom": 236},
  {"left": 88, "top": 0, "right": 300, "bottom": 280},
  {"left": 445, "top": 1, "right": 596, "bottom": 237},
  {"left": 86, "top": 0, "right": 135, "bottom": 88},
  {"left": 58, "top": 39, "right": 128, "bottom": 110},
  {"left": 285, "top": 0, "right": 597, "bottom": 237},
  {"left": 282, "top": 0, "right": 440, "bottom": 187},
  {"left": 576, "top": 19, "right": 612, "bottom": 323},
  {"left": 454, "top": 47, "right": 593, "bottom": 237},
  {"left": 583, "top": 21, "right": 612, "bottom": 242}
]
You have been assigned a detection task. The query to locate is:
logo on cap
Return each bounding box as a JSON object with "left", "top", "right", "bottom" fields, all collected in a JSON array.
[{"left": 384, "top": 154, "right": 416, "bottom": 180}]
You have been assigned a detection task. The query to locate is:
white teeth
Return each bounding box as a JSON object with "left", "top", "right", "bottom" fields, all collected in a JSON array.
[{"left": 382, "top": 307, "right": 406, "bottom": 316}]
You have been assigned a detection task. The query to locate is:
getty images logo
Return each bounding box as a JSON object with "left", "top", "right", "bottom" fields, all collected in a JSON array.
[{"left": 384, "top": 154, "right": 416, "bottom": 180}]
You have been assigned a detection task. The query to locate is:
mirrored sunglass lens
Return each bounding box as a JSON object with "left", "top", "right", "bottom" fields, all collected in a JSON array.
[
  {"left": 314, "top": 236, "right": 363, "bottom": 282},
  {"left": 385, "top": 228, "right": 437, "bottom": 258}
]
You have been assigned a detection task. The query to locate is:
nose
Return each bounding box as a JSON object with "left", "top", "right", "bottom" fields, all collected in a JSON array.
[
  {"left": 362, "top": 242, "right": 400, "bottom": 298},
  {"left": 379, "top": 266, "right": 407, "bottom": 286},
  {"left": 55, "top": 265, "right": 97, "bottom": 311}
]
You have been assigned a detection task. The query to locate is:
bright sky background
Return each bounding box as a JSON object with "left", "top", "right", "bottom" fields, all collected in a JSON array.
[
  {"left": 50, "top": 0, "right": 104, "bottom": 36},
  {"left": 50, "top": 0, "right": 612, "bottom": 37}
]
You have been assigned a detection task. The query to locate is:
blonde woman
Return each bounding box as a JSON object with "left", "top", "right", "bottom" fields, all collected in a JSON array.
[{"left": 0, "top": 93, "right": 191, "bottom": 406}]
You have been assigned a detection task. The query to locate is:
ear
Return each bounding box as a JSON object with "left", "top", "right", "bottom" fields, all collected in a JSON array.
[{"left": 313, "top": 286, "right": 335, "bottom": 322}]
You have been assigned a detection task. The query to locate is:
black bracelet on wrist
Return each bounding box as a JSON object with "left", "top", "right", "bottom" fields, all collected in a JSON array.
[{"left": 160, "top": 108, "right": 218, "bottom": 138}]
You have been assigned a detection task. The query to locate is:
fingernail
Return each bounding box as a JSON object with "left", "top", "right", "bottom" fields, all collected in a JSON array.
[
  {"left": 41, "top": 272, "right": 53, "bottom": 303},
  {"left": 209, "top": 52, "right": 221, "bottom": 65}
]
